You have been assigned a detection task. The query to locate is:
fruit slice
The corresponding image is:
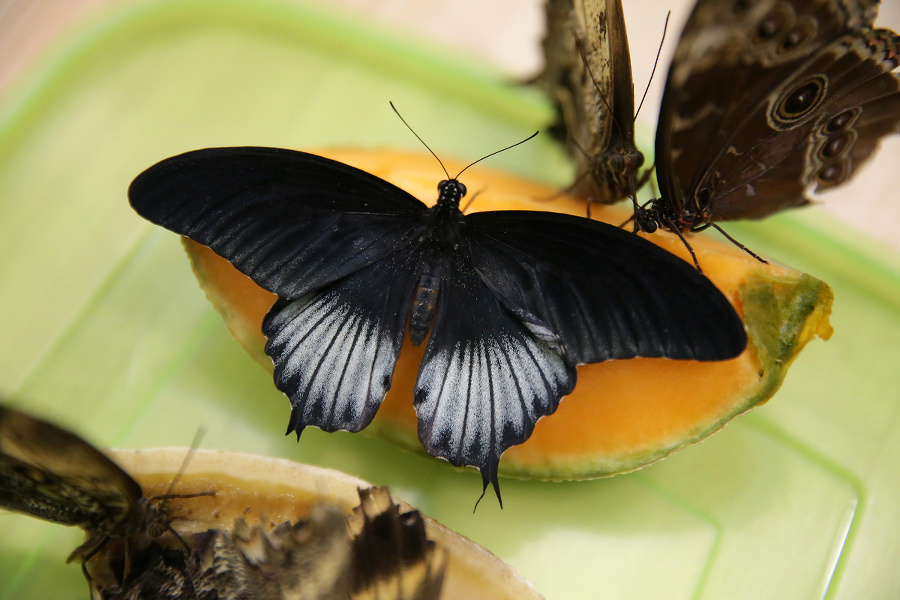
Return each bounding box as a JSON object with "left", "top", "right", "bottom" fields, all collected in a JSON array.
[
  {"left": 182, "top": 148, "right": 833, "bottom": 480},
  {"left": 110, "top": 448, "right": 545, "bottom": 599}
]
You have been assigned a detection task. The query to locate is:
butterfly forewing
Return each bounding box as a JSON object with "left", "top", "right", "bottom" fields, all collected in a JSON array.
[
  {"left": 128, "top": 147, "right": 429, "bottom": 298},
  {"left": 464, "top": 211, "right": 748, "bottom": 361},
  {"left": 0, "top": 405, "right": 142, "bottom": 533},
  {"left": 536, "top": 0, "right": 643, "bottom": 202}
]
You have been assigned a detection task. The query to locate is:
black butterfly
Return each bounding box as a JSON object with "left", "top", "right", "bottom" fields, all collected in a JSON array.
[
  {"left": 644, "top": 0, "right": 900, "bottom": 238},
  {"left": 128, "top": 145, "right": 747, "bottom": 503},
  {"left": 0, "top": 404, "right": 207, "bottom": 577}
]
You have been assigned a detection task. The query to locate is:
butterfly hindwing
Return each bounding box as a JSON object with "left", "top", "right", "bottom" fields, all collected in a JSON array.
[
  {"left": 348, "top": 487, "right": 447, "bottom": 599},
  {"left": 264, "top": 247, "right": 425, "bottom": 437},
  {"left": 128, "top": 147, "right": 430, "bottom": 298},
  {"left": 414, "top": 253, "right": 577, "bottom": 502}
]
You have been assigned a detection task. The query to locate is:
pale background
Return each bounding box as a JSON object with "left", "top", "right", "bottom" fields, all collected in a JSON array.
[
  {"left": 1, "top": 0, "right": 899, "bottom": 253},
  {"left": 1, "top": 2, "right": 899, "bottom": 599}
]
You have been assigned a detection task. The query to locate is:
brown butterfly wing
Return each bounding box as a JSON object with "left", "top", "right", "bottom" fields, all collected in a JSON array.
[
  {"left": 536, "top": 0, "right": 643, "bottom": 202},
  {"left": 348, "top": 487, "right": 447, "bottom": 600},
  {"left": 0, "top": 405, "right": 143, "bottom": 535},
  {"left": 655, "top": 0, "right": 900, "bottom": 225}
]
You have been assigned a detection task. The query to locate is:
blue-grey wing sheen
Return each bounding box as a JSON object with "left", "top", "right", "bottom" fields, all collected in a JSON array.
[
  {"left": 264, "top": 247, "right": 426, "bottom": 436},
  {"left": 128, "top": 147, "right": 429, "bottom": 298},
  {"left": 415, "top": 254, "right": 576, "bottom": 504}
]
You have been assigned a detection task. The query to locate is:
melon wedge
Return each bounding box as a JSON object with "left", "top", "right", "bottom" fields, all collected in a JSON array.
[
  {"left": 182, "top": 148, "right": 833, "bottom": 480},
  {"left": 109, "top": 448, "right": 545, "bottom": 599}
]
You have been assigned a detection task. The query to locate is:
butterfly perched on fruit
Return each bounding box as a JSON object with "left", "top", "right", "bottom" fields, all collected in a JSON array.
[
  {"left": 535, "top": 0, "right": 645, "bottom": 203},
  {"left": 95, "top": 486, "right": 446, "bottom": 600},
  {"left": 643, "top": 0, "right": 900, "bottom": 237},
  {"left": 0, "top": 404, "right": 207, "bottom": 578},
  {"left": 128, "top": 138, "right": 747, "bottom": 504},
  {"left": 538, "top": 0, "right": 900, "bottom": 248}
]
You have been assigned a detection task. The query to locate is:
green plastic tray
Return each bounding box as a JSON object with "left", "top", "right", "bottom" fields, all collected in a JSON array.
[{"left": 1, "top": 1, "right": 898, "bottom": 598}]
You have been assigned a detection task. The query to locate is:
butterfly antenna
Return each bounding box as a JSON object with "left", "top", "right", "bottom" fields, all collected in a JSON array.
[
  {"left": 157, "top": 426, "right": 206, "bottom": 499},
  {"left": 454, "top": 131, "right": 539, "bottom": 180},
  {"left": 390, "top": 101, "right": 451, "bottom": 180},
  {"left": 635, "top": 12, "right": 670, "bottom": 119},
  {"left": 462, "top": 188, "right": 484, "bottom": 212},
  {"left": 151, "top": 427, "right": 215, "bottom": 522}
]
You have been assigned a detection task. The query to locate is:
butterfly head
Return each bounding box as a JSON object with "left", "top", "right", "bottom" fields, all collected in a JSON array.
[
  {"left": 139, "top": 496, "right": 172, "bottom": 538},
  {"left": 436, "top": 179, "right": 467, "bottom": 210}
]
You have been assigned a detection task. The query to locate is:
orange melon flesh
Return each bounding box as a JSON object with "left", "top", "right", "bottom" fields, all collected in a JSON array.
[{"left": 183, "top": 148, "right": 833, "bottom": 480}]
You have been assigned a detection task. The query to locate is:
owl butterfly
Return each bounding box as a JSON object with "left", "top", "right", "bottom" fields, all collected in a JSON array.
[
  {"left": 96, "top": 487, "right": 446, "bottom": 600},
  {"left": 642, "top": 0, "right": 900, "bottom": 244},
  {"left": 535, "top": 0, "right": 645, "bottom": 203},
  {"left": 129, "top": 140, "right": 747, "bottom": 505},
  {"left": 0, "top": 404, "right": 209, "bottom": 580}
]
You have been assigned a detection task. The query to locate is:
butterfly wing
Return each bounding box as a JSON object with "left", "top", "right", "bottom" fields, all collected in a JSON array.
[
  {"left": 0, "top": 405, "right": 142, "bottom": 532},
  {"left": 348, "top": 487, "right": 447, "bottom": 600},
  {"left": 130, "top": 148, "right": 437, "bottom": 437},
  {"left": 129, "top": 147, "right": 430, "bottom": 298},
  {"left": 415, "top": 252, "right": 577, "bottom": 504},
  {"left": 656, "top": 0, "right": 900, "bottom": 222},
  {"left": 263, "top": 246, "right": 425, "bottom": 437},
  {"left": 464, "top": 210, "right": 747, "bottom": 362},
  {"left": 416, "top": 211, "right": 745, "bottom": 501},
  {"left": 536, "top": 0, "right": 642, "bottom": 202}
]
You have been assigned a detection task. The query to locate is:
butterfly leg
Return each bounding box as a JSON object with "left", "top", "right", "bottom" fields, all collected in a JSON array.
[
  {"left": 668, "top": 226, "right": 703, "bottom": 273},
  {"left": 709, "top": 223, "right": 768, "bottom": 265}
]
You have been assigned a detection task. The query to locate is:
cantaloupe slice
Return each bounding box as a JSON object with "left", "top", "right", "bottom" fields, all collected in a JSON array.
[
  {"left": 109, "top": 448, "right": 545, "bottom": 599},
  {"left": 182, "top": 149, "right": 833, "bottom": 480}
]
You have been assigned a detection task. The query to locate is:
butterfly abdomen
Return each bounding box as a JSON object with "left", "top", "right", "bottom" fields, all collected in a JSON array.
[{"left": 410, "top": 270, "right": 441, "bottom": 346}]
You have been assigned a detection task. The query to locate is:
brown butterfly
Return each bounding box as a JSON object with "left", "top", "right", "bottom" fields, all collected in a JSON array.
[
  {"left": 535, "top": 0, "right": 645, "bottom": 203},
  {"left": 96, "top": 505, "right": 354, "bottom": 600},
  {"left": 640, "top": 0, "right": 900, "bottom": 243},
  {"left": 347, "top": 487, "right": 447, "bottom": 600},
  {"left": 0, "top": 404, "right": 208, "bottom": 577},
  {"left": 95, "top": 487, "right": 447, "bottom": 600}
]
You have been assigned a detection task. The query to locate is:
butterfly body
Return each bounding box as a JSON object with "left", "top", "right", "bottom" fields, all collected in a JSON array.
[
  {"left": 130, "top": 146, "right": 748, "bottom": 501},
  {"left": 406, "top": 180, "right": 467, "bottom": 344}
]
